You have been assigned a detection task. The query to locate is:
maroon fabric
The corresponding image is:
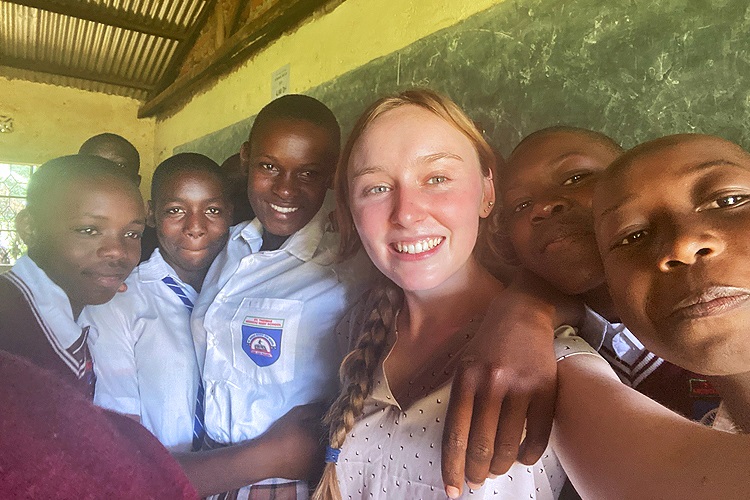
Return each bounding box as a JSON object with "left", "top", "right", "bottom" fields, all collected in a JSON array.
[
  {"left": 0, "top": 272, "right": 92, "bottom": 397},
  {"left": 636, "top": 360, "right": 719, "bottom": 420},
  {"left": 0, "top": 350, "right": 199, "bottom": 499}
]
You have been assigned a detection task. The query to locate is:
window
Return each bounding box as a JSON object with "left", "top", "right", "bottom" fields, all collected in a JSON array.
[{"left": 0, "top": 163, "right": 35, "bottom": 265}]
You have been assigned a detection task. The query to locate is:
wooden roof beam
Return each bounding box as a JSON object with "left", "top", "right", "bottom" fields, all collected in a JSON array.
[
  {"left": 4, "top": 0, "right": 190, "bottom": 40},
  {"left": 139, "top": 0, "right": 335, "bottom": 118},
  {"left": 148, "top": 0, "right": 218, "bottom": 95}
]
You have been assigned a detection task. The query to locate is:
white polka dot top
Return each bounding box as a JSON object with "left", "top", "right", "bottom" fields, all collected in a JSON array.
[{"left": 333, "top": 299, "right": 566, "bottom": 500}]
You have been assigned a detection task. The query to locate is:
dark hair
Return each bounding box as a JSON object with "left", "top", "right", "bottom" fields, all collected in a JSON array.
[
  {"left": 248, "top": 94, "right": 341, "bottom": 152},
  {"left": 79, "top": 133, "right": 140, "bottom": 172},
  {"left": 508, "top": 125, "right": 623, "bottom": 161},
  {"left": 150, "top": 153, "right": 227, "bottom": 202},
  {"left": 27, "top": 155, "right": 139, "bottom": 216}
]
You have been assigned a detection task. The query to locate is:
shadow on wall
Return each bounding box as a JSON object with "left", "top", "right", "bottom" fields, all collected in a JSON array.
[{"left": 178, "top": 0, "right": 750, "bottom": 159}]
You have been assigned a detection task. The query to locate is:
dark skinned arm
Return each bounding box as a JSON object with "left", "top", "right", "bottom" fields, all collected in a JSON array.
[
  {"left": 175, "top": 403, "right": 325, "bottom": 497},
  {"left": 442, "top": 268, "right": 583, "bottom": 498}
]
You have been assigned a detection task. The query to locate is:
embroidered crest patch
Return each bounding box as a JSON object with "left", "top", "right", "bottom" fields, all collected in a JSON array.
[{"left": 241, "top": 316, "right": 283, "bottom": 366}]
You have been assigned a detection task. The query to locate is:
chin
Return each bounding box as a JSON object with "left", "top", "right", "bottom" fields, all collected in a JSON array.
[
  {"left": 548, "top": 271, "right": 604, "bottom": 296},
  {"left": 87, "top": 291, "right": 120, "bottom": 306}
]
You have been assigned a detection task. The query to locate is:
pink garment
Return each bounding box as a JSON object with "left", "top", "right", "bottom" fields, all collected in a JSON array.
[{"left": 0, "top": 350, "right": 198, "bottom": 499}]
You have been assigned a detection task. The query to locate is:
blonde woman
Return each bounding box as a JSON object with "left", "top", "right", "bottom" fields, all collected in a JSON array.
[
  {"left": 314, "top": 89, "right": 567, "bottom": 499},
  {"left": 313, "top": 90, "right": 750, "bottom": 499}
]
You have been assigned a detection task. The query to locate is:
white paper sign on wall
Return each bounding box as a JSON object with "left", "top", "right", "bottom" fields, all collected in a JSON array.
[{"left": 272, "top": 64, "right": 290, "bottom": 99}]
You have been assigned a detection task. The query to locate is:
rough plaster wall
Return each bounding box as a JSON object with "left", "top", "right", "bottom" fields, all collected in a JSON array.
[{"left": 0, "top": 77, "right": 155, "bottom": 196}]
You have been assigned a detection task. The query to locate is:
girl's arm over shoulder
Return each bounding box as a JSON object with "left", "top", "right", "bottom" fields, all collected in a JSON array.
[
  {"left": 442, "top": 269, "right": 584, "bottom": 497},
  {"left": 176, "top": 403, "right": 326, "bottom": 497},
  {"left": 553, "top": 353, "right": 750, "bottom": 499}
]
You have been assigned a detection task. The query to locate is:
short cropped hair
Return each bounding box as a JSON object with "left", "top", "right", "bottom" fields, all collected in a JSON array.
[
  {"left": 26, "top": 155, "right": 137, "bottom": 216},
  {"left": 150, "top": 152, "right": 227, "bottom": 202},
  {"left": 510, "top": 125, "right": 624, "bottom": 160},
  {"left": 79, "top": 133, "right": 140, "bottom": 172},
  {"left": 248, "top": 94, "right": 340, "bottom": 151}
]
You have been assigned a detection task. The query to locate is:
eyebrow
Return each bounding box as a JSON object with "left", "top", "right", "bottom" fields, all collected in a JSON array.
[
  {"left": 77, "top": 214, "right": 146, "bottom": 226},
  {"left": 550, "top": 151, "right": 588, "bottom": 163},
  {"left": 598, "top": 193, "right": 636, "bottom": 218},
  {"left": 351, "top": 152, "right": 464, "bottom": 179},
  {"left": 687, "top": 159, "right": 743, "bottom": 172},
  {"left": 160, "top": 196, "right": 226, "bottom": 204},
  {"left": 598, "top": 159, "right": 745, "bottom": 218}
]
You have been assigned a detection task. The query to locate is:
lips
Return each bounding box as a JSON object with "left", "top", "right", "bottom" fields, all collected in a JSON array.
[
  {"left": 538, "top": 227, "right": 593, "bottom": 253},
  {"left": 668, "top": 286, "right": 750, "bottom": 321},
  {"left": 84, "top": 270, "right": 128, "bottom": 289}
]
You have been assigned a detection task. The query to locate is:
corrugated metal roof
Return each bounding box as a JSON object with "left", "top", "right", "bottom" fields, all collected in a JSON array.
[{"left": 0, "top": 0, "right": 210, "bottom": 99}]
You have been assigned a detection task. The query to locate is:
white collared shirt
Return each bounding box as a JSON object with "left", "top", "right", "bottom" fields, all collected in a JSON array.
[
  {"left": 82, "top": 249, "right": 200, "bottom": 452},
  {"left": 578, "top": 306, "right": 663, "bottom": 388},
  {"left": 192, "top": 193, "right": 372, "bottom": 445},
  {"left": 7, "top": 255, "right": 89, "bottom": 377}
]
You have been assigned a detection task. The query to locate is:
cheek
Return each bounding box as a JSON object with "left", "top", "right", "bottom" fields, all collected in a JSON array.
[
  {"left": 247, "top": 175, "right": 270, "bottom": 198},
  {"left": 300, "top": 183, "right": 329, "bottom": 205},
  {"left": 605, "top": 262, "right": 650, "bottom": 320},
  {"left": 507, "top": 218, "right": 531, "bottom": 252}
]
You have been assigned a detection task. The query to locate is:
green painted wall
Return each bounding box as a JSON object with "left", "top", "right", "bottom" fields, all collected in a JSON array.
[{"left": 177, "top": 0, "right": 750, "bottom": 162}]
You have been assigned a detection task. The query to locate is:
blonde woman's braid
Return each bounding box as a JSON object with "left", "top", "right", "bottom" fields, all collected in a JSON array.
[{"left": 312, "top": 280, "right": 402, "bottom": 500}]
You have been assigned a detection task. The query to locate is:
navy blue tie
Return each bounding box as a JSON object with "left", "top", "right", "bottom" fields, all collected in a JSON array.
[{"left": 162, "top": 276, "right": 205, "bottom": 451}]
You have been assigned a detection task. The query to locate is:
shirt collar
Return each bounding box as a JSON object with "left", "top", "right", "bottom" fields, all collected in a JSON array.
[
  {"left": 582, "top": 305, "right": 644, "bottom": 356},
  {"left": 136, "top": 248, "right": 197, "bottom": 294},
  {"left": 11, "top": 255, "right": 83, "bottom": 347},
  {"left": 234, "top": 191, "right": 334, "bottom": 262}
]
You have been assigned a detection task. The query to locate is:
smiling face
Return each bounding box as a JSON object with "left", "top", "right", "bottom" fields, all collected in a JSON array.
[
  {"left": 502, "top": 131, "right": 621, "bottom": 295},
  {"left": 347, "top": 105, "right": 494, "bottom": 292},
  {"left": 594, "top": 134, "right": 750, "bottom": 376},
  {"left": 150, "top": 169, "right": 232, "bottom": 290},
  {"left": 242, "top": 118, "right": 337, "bottom": 237},
  {"left": 23, "top": 175, "right": 145, "bottom": 317}
]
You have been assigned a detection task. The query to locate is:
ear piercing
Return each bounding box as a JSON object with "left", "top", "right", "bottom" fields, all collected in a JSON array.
[{"left": 485, "top": 201, "right": 495, "bottom": 213}]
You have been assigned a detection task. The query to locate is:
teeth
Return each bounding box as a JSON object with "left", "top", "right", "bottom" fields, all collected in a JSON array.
[
  {"left": 394, "top": 237, "right": 443, "bottom": 254},
  {"left": 270, "top": 203, "right": 299, "bottom": 214}
]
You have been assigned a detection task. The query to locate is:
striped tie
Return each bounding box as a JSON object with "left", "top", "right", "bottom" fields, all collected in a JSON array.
[
  {"left": 67, "top": 325, "right": 96, "bottom": 400},
  {"left": 162, "top": 276, "right": 205, "bottom": 451}
]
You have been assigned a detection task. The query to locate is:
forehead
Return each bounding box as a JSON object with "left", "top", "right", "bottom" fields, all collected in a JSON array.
[
  {"left": 596, "top": 137, "right": 750, "bottom": 213},
  {"left": 251, "top": 119, "right": 335, "bottom": 152},
  {"left": 504, "top": 132, "right": 619, "bottom": 190},
  {"left": 352, "top": 105, "right": 475, "bottom": 163},
  {"left": 154, "top": 169, "right": 224, "bottom": 201},
  {"left": 42, "top": 174, "right": 143, "bottom": 216},
  {"left": 87, "top": 144, "right": 138, "bottom": 170}
]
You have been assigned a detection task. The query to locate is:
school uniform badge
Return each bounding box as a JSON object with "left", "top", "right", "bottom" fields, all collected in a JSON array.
[{"left": 241, "top": 316, "right": 283, "bottom": 366}]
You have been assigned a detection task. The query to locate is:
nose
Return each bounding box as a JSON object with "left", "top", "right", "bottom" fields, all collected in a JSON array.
[
  {"left": 272, "top": 172, "right": 300, "bottom": 199},
  {"left": 657, "top": 223, "right": 725, "bottom": 271},
  {"left": 390, "top": 186, "right": 426, "bottom": 227},
  {"left": 98, "top": 234, "right": 127, "bottom": 260},
  {"left": 530, "top": 198, "right": 569, "bottom": 224},
  {"left": 184, "top": 212, "right": 207, "bottom": 239}
]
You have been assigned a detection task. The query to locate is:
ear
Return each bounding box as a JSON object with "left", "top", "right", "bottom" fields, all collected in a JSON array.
[
  {"left": 480, "top": 171, "right": 496, "bottom": 219},
  {"left": 239, "top": 141, "right": 252, "bottom": 174},
  {"left": 146, "top": 200, "right": 156, "bottom": 228},
  {"left": 15, "top": 208, "right": 36, "bottom": 246}
]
